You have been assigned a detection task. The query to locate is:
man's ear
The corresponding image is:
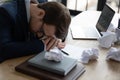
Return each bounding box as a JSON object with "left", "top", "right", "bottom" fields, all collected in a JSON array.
[{"left": 39, "top": 9, "right": 45, "bottom": 19}]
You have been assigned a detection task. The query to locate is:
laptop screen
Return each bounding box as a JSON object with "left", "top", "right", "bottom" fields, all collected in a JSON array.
[
  {"left": 96, "top": 4, "right": 115, "bottom": 35},
  {"left": 118, "top": 19, "right": 120, "bottom": 29}
]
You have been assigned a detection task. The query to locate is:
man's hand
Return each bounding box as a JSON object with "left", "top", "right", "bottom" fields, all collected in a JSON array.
[
  {"left": 57, "top": 39, "right": 65, "bottom": 49},
  {"left": 42, "top": 37, "right": 65, "bottom": 51},
  {"left": 42, "top": 37, "right": 58, "bottom": 51}
]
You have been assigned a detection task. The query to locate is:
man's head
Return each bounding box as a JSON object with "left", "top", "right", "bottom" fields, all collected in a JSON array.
[{"left": 30, "top": 2, "right": 71, "bottom": 40}]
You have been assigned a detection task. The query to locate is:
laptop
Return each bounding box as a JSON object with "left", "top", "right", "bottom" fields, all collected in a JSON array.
[{"left": 70, "top": 4, "right": 115, "bottom": 40}]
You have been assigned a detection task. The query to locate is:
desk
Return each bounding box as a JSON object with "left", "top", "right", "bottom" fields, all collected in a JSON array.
[
  {"left": 0, "top": 11, "right": 120, "bottom": 80},
  {"left": 66, "top": 29, "right": 120, "bottom": 80}
]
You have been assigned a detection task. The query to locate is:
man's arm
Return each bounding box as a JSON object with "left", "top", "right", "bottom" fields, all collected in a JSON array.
[{"left": 0, "top": 7, "right": 44, "bottom": 62}]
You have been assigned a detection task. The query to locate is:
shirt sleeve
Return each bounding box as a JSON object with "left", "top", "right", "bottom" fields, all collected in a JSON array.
[{"left": 0, "top": 6, "right": 44, "bottom": 62}]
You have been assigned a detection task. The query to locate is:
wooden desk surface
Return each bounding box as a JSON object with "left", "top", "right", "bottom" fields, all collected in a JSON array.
[
  {"left": 1, "top": 11, "right": 120, "bottom": 80},
  {"left": 66, "top": 30, "right": 120, "bottom": 80}
]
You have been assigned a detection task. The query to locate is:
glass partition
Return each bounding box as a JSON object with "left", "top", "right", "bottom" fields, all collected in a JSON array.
[
  {"left": 67, "top": 0, "right": 98, "bottom": 11},
  {"left": 106, "top": 0, "right": 120, "bottom": 13},
  {"left": 48, "top": 0, "right": 120, "bottom": 14}
]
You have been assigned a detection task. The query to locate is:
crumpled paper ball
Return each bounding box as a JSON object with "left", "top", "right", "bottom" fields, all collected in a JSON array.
[
  {"left": 106, "top": 47, "right": 120, "bottom": 62},
  {"left": 98, "top": 31, "right": 117, "bottom": 48},
  {"left": 44, "top": 47, "right": 64, "bottom": 62},
  {"left": 80, "top": 48, "right": 99, "bottom": 63}
]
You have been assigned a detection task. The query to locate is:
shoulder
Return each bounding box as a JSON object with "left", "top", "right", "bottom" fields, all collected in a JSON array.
[
  {"left": 0, "top": 0, "right": 27, "bottom": 21},
  {"left": 0, "top": 1, "right": 17, "bottom": 21}
]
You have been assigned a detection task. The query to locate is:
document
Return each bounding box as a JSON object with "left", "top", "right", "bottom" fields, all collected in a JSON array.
[{"left": 62, "top": 44, "right": 87, "bottom": 61}]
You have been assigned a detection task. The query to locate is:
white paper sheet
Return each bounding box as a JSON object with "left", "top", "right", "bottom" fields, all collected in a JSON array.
[{"left": 62, "top": 44, "right": 86, "bottom": 61}]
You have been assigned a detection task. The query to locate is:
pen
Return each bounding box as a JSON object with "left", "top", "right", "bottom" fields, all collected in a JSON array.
[{"left": 60, "top": 50, "right": 69, "bottom": 55}]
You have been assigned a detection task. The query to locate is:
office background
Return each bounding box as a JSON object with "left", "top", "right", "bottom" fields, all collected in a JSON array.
[{"left": 48, "top": 0, "right": 120, "bottom": 15}]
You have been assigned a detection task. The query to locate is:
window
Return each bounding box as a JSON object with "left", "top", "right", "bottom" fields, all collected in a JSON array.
[
  {"left": 48, "top": 0, "right": 99, "bottom": 15},
  {"left": 106, "top": 0, "right": 120, "bottom": 13},
  {"left": 48, "top": 0, "right": 120, "bottom": 14},
  {"left": 67, "top": 0, "right": 98, "bottom": 11}
]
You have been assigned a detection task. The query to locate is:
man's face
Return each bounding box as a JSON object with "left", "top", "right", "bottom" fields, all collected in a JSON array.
[
  {"left": 30, "top": 17, "right": 56, "bottom": 39},
  {"left": 30, "top": 4, "right": 56, "bottom": 39}
]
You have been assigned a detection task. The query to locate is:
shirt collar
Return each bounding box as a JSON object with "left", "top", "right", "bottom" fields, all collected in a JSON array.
[
  {"left": 25, "top": 0, "right": 39, "bottom": 23},
  {"left": 25, "top": 0, "right": 30, "bottom": 22}
]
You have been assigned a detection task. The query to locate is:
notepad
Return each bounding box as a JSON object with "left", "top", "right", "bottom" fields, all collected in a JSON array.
[
  {"left": 28, "top": 51, "right": 78, "bottom": 76},
  {"left": 62, "top": 44, "right": 87, "bottom": 61},
  {"left": 15, "top": 61, "right": 85, "bottom": 80}
]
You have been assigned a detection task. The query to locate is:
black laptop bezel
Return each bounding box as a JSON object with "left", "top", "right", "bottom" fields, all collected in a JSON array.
[{"left": 96, "top": 4, "right": 115, "bottom": 36}]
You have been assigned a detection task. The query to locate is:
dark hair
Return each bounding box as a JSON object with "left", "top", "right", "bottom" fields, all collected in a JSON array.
[{"left": 37, "top": 2, "right": 71, "bottom": 40}]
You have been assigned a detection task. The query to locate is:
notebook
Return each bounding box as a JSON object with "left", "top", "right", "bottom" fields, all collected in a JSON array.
[
  {"left": 70, "top": 4, "right": 115, "bottom": 40},
  {"left": 15, "top": 61, "right": 85, "bottom": 80},
  {"left": 27, "top": 51, "right": 78, "bottom": 76}
]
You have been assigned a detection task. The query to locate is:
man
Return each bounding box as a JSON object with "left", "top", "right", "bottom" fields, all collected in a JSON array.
[{"left": 0, "top": 0, "right": 71, "bottom": 62}]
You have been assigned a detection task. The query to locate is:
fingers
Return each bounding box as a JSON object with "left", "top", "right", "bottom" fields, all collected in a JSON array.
[
  {"left": 43, "top": 37, "right": 59, "bottom": 51},
  {"left": 42, "top": 37, "right": 66, "bottom": 51},
  {"left": 46, "top": 38, "right": 58, "bottom": 51},
  {"left": 57, "top": 42, "right": 65, "bottom": 49},
  {"left": 57, "top": 39, "right": 66, "bottom": 49},
  {"left": 43, "top": 37, "right": 52, "bottom": 45}
]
